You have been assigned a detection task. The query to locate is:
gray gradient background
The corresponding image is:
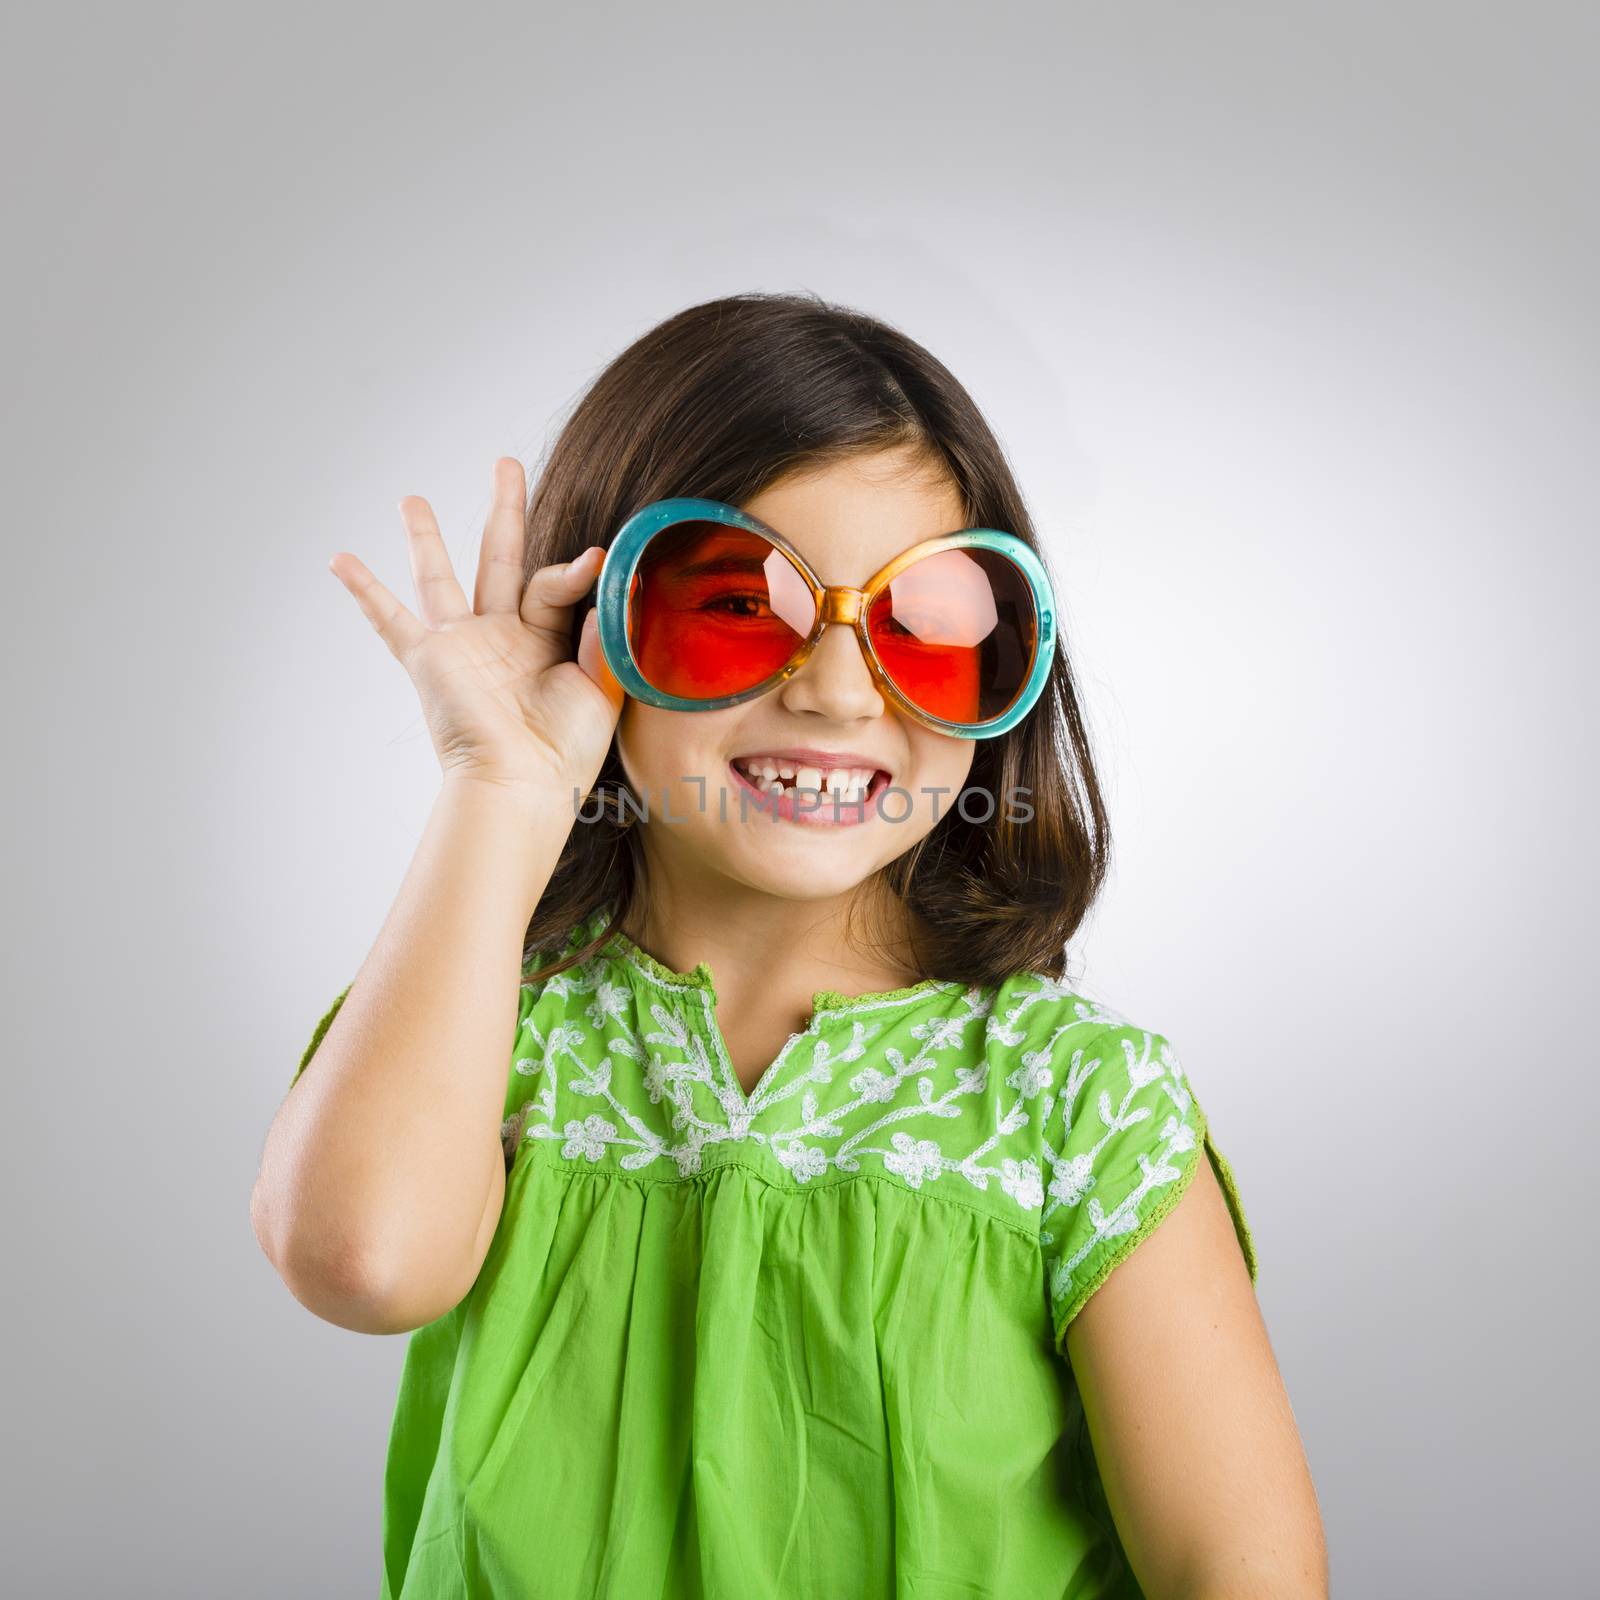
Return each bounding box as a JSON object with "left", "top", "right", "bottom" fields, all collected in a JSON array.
[{"left": 3, "top": 2, "right": 1593, "bottom": 1594}]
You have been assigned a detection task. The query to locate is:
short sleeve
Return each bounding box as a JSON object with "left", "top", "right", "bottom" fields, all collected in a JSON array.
[
  {"left": 499, "top": 965, "right": 555, "bottom": 1168},
  {"left": 290, "top": 983, "right": 353, "bottom": 1088},
  {"left": 287, "top": 967, "right": 553, "bottom": 1177},
  {"left": 1039, "top": 1021, "right": 1259, "bottom": 1347},
  {"left": 288, "top": 936, "right": 574, "bottom": 1100}
]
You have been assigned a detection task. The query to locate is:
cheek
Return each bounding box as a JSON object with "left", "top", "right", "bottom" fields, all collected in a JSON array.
[
  {"left": 616, "top": 706, "right": 678, "bottom": 794},
  {"left": 614, "top": 704, "right": 641, "bottom": 781},
  {"left": 912, "top": 741, "right": 977, "bottom": 800},
  {"left": 617, "top": 706, "right": 743, "bottom": 799}
]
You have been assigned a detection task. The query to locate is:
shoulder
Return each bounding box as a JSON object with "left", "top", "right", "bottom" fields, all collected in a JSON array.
[
  {"left": 517, "top": 915, "right": 616, "bottom": 1006},
  {"left": 980, "top": 966, "right": 1136, "bottom": 1074},
  {"left": 984, "top": 972, "right": 1192, "bottom": 1171},
  {"left": 977, "top": 969, "right": 1182, "bottom": 1176},
  {"left": 1010, "top": 990, "right": 1257, "bottom": 1342}
]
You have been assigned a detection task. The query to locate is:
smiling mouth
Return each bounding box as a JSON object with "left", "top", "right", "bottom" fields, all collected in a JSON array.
[
  {"left": 727, "top": 755, "right": 891, "bottom": 805},
  {"left": 723, "top": 759, "right": 894, "bottom": 827}
]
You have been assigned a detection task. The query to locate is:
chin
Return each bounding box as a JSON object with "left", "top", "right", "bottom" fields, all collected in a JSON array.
[{"left": 725, "top": 847, "right": 882, "bottom": 903}]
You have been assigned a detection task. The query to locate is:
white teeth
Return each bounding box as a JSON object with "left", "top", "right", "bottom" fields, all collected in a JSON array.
[{"left": 734, "top": 757, "right": 879, "bottom": 803}]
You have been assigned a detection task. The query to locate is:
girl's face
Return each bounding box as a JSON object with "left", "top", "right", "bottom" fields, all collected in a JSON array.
[{"left": 614, "top": 445, "right": 979, "bottom": 908}]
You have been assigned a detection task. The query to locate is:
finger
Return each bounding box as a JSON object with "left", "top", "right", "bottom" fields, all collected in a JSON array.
[
  {"left": 397, "top": 495, "right": 472, "bottom": 628},
  {"left": 518, "top": 545, "right": 604, "bottom": 639},
  {"left": 576, "top": 601, "right": 626, "bottom": 713},
  {"left": 329, "top": 552, "right": 427, "bottom": 662},
  {"left": 473, "top": 457, "right": 529, "bottom": 617}
]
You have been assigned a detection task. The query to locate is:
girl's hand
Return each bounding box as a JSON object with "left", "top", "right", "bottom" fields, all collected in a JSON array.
[{"left": 328, "top": 457, "right": 626, "bottom": 796}]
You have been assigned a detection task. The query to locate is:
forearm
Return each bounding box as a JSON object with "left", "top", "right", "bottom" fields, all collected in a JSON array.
[{"left": 253, "top": 775, "right": 574, "bottom": 1327}]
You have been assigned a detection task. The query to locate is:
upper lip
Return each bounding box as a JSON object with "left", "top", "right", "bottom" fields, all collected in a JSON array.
[{"left": 730, "top": 747, "right": 892, "bottom": 776}]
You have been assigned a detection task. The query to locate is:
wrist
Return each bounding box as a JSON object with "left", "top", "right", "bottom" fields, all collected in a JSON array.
[
  {"left": 430, "top": 774, "right": 584, "bottom": 921},
  {"left": 438, "top": 770, "right": 584, "bottom": 822}
]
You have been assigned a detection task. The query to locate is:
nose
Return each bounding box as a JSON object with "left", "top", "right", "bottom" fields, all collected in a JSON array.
[{"left": 778, "top": 611, "right": 886, "bottom": 722}]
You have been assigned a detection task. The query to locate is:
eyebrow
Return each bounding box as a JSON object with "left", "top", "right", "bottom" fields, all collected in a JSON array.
[
  {"left": 666, "top": 552, "right": 771, "bottom": 580},
  {"left": 654, "top": 526, "right": 781, "bottom": 581},
  {"left": 657, "top": 523, "right": 975, "bottom": 585}
]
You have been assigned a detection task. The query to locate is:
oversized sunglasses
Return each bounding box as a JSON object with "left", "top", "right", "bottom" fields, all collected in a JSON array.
[{"left": 592, "top": 498, "right": 1056, "bottom": 738}]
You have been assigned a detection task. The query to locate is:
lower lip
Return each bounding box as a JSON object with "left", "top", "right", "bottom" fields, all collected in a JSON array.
[{"left": 726, "top": 762, "right": 890, "bottom": 827}]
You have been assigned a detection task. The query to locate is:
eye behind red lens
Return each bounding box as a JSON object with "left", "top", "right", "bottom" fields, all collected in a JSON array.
[
  {"left": 626, "top": 522, "right": 1039, "bottom": 726},
  {"left": 627, "top": 522, "right": 814, "bottom": 699},
  {"left": 867, "top": 546, "right": 1037, "bottom": 724}
]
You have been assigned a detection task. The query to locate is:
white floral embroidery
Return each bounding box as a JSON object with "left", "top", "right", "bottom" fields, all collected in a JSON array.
[
  {"left": 1039, "top": 1028, "right": 1203, "bottom": 1318},
  {"left": 849, "top": 1067, "right": 899, "bottom": 1103},
  {"left": 1048, "top": 1152, "right": 1096, "bottom": 1207},
  {"left": 313, "top": 926, "right": 1246, "bottom": 1346},
  {"left": 881, "top": 1132, "right": 946, "bottom": 1188},
  {"left": 502, "top": 919, "right": 1126, "bottom": 1228},
  {"left": 561, "top": 1114, "right": 617, "bottom": 1161},
  {"left": 773, "top": 1140, "right": 828, "bottom": 1181},
  {"left": 1000, "top": 1157, "right": 1045, "bottom": 1209}
]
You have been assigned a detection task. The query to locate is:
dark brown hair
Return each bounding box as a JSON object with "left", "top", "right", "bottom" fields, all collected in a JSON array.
[{"left": 519, "top": 291, "right": 1110, "bottom": 989}]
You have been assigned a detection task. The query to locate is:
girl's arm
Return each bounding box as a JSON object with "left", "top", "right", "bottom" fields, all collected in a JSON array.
[
  {"left": 251, "top": 777, "right": 574, "bottom": 1335},
  {"left": 1064, "top": 1156, "right": 1329, "bottom": 1597},
  {"left": 251, "top": 457, "right": 623, "bottom": 1336}
]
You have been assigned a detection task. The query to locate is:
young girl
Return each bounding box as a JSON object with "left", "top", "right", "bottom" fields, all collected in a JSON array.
[{"left": 254, "top": 292, "right": 1327, "bottom": 1598}]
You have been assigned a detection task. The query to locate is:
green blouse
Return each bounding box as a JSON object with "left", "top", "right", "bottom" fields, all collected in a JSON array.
[{"left": 292, "top": 903, "right": 1258, "bottom": 1598}]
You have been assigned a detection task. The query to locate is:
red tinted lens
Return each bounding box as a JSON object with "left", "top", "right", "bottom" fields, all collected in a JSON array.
[
  {"left": 627, "top": 521, "right": 817, "bottom": 699},
  {"left": 866, "top": 546, "right": 1038, "bottom": 724}
]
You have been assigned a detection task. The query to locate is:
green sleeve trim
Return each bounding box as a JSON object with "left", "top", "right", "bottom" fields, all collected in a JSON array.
[
  {"left": 1206, "top": 1130, "right": 1260, "bottom": 1285},
  {"left": 1052, "top": 1112, "right": 1260, "bottom": 1349},
  {"left": 291, "top": 982, "right": 353, "bottom": 1088}
]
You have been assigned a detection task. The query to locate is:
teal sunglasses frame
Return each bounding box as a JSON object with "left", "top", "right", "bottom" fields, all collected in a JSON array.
[{"left": 594, "top": 497, "right": 1056, "bottom": 740}]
